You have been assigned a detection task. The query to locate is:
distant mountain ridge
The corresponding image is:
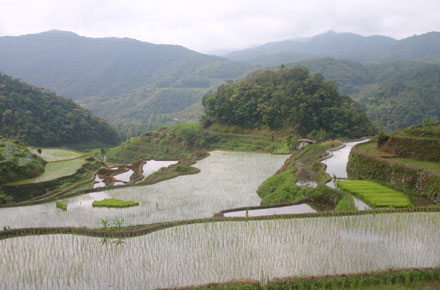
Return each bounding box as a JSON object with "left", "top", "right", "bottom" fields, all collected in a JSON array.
[
  {"left": 0, "top": 30, "right": 252, "bottom": 136},
  {"left": 289, "top": 58, "right": 440, "bottom": 131},
  {"left": 225, "top": 31, "right": 440, "bottom": 65}
]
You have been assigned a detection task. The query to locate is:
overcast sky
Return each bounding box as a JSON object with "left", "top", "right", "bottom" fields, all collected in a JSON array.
[{"left": 1, "top": 0, "right": 439, "bottom": 52}]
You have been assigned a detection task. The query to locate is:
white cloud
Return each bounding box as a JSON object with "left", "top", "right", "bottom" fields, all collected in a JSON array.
[{"left": 0, "top": 0, "right": 439, "bottom": 51}]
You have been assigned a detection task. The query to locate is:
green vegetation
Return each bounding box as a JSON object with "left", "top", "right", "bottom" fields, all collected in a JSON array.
[
  {"left": 29, "top": 148, "right": 85, "bottom": 162},
  {"left": 0, "top": 157, "right": 103, "bottom": 204},
  {"left": 92, "top": 198, "right": 139, "bottom": 208},
  {"left": 103, "top": 123, "right": 287, "bottom": 164},
  {"left": 257, "top": 142, "right": 349, "bottom": 209},
  {"left": 333, "top": 195, "right": 355, "bottom": 211},
  {"left": 348, "top": 144, "right": 440, "bottom": 203},
  {"left": 0, "top": 30, "right": 252, "bottom": 137},
  {"left": 292, "top": 59, "right": 440, "bottom": 131},
  {"left": 338, "top": 180, "right": 413, "bottom": 208},
  {"left": 142, "top": 164, "right": 200, "bottom": 185},
  {"left": 358, "top": 140, "right": 440, "bottom": 174},
  {"left": 390, "top": 157, "right": 440, "bottom": 174},
  {"left": 227, "top": 31, "right": 440, "bottom": 66},
  {"left": 190, "top": 268, "right": 440, "bottom": 290},
  {"left": 356, "top": 141, "right": 394, "bottom": 157},
  {"left": 396, "top": 121, "right": 440, "bottom": 138},
  {"left": 56, "top": 201, "right": 67, "bottom": 211},
  {"left": 294, "top": 140, "right": 340, "bottom": 184},
  {"left": 379, "top": 135, "right": 440, "bottom": 162},
  {"left": 8, "top": 157, "right": 88, "bottom": 185},
  {"left": 0, "top": 137, "right": 45, "bottom": 185},
  {"left": 202, "top": 66, "right": 376, "bottom": 139},
  {"left": 257, "top": 158, "right": 312, "bottom": 205},
  {"left": 0, "top": 72, "right": 120, "bottom": 147}
]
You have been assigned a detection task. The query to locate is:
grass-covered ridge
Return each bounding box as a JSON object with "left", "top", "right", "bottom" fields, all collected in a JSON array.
[
  {"left": 338, "top": 180, "right": 413, "bottom": 208},
  {"left": 0, "top": 137, "right": 45, "bottom": 187},
  {"left": 102, "top": 123, "right": 289, "bottom": 164},
  {"left": 257, "top": 141, "right": 354, "bottom": 210},
  {"left": 92, "top": 198, "right": 139, "bottom": 208}
]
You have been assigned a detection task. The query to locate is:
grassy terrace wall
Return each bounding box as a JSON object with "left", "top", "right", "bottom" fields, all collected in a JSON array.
[
  {"left": 380, "top": 135, "right": 440, "bottom": 161},
  {"left": 347, "top": 145, "right": 440, "bottom": 203},
  {"left": 180, "top": 267, "right": 440, "bottom": 290},
  {"left": 0, "top": 158, "right": 102, "bottom": 203}
]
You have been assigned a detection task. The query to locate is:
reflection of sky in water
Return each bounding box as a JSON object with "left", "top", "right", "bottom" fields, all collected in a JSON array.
[
  {"left": 142, "top": 160, "right": 178, "bottom": 180},
  {"left": 323, "top": 139, "right": 371, "bottom": 210},
  {"left": 322, "top": 139, "right": 369, "bottom": 179},
  {"left": 0, "top": 151, "right": 287, "bottom": 228},
  {"left": 114, "top": 169, "right": 134, "bottom": 182},
  {"left": 224, "top": 203, "right": 316, "bottom": 217},
  {"left": 68, "top": 192, "right": 110, "bottom": 209}
]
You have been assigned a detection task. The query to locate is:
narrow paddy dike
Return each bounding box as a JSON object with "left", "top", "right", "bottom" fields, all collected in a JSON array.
[
  {"left": 0, "top": 151, "right": 288, "bottom": 228},
  {"left": 1, "top": 211, "right": 439, "bottom": 289}
]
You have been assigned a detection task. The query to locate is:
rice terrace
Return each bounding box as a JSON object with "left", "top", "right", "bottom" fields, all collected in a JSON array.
[{"left": 1, "top": 4, "right": 440, "bottom": 289}]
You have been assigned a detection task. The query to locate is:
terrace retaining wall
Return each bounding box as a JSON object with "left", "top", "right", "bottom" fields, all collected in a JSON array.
[{"left": 347, "top": 145, "right": 440, "bottom": 204}]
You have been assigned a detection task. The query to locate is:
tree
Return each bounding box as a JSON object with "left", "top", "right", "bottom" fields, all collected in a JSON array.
[{"left": 100, "top": 148, "right": 107, "bottom": 162}]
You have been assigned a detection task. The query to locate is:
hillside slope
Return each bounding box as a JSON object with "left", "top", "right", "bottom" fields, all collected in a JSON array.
[
  {"left": 0, "top": 30, "right": 253, "bottom": 136},
  {"left": 0, "top": 73, "right": 120, "bottom": 147},
  {"left": 289, "top": 59, "right": 440, "bottom": 131}
]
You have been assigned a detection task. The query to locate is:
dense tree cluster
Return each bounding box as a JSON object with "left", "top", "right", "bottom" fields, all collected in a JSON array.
[
  {"left": 0, "top": 73, "right": 120, "bottom": 147},
  {"left": 202, "top": 66, "right": 377, "bottom": 139}
]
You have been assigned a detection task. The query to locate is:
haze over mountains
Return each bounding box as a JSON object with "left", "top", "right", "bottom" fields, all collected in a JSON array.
[
  {"left": 0, "top": 30, "right": 251, "bottom": 137},
  {"left": 225, "top": 30, "right": 440, "bottom": 66},
  {"left": 0, "top": 30, "right": 439, "bottom": 136}
]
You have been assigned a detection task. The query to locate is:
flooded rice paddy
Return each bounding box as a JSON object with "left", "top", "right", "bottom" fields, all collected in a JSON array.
[
  {"left": 1, "top": 212, "right": 438, "bottom": 289},
  {"left": 224, "top": 203, "right": 316, "bottom": 217},
  {"left": 0, "top": 151, "right": 287, "bottom": 228}
]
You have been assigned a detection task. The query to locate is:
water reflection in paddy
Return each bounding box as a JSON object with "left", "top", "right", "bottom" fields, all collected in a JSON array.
[
  {"left": 322, "top": 139, "right": 371, "bottom": 210},
  {"left": 224, "top": 203, "right": 316, "bottom": 217}
]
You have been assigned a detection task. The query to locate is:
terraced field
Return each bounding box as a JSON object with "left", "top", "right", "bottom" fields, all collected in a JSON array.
[
  {"left": 8, "top": 148, "right": 88, "bottom": 185},
  {"left": 337, "top": 180, "right": 413, "bottom": 208}
]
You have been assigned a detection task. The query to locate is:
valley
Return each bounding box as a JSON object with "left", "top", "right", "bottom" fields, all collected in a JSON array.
[{"left": 1, "top": 24, "right": 440, "bottom": 289}]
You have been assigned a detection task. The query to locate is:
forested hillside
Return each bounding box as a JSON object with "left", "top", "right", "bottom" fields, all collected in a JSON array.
[
  {"left": 0, "top": 73, "right": 120, "bottom": 147},
  {"left": 202, "top": 66, "right": 376, "bottom": 139},
  {"left": 0, "top": 30, "right": 252, "bottom": 136},
  {"left": 292, "top": 59, "right": 440, "bottom": 131},
  {"left": 226, "top": 31, "right": 440, "bottom": 66}
]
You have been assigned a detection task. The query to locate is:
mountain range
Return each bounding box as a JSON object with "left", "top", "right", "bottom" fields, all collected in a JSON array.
[
  {"left": 0, "top": 30, "right": 440, "bottom": 136},
  {"left": 225, "top": 30, "right": 440, "bottom": 66},
  {"left": 0, "top": 30, "right": 252, "bottom": 137}
]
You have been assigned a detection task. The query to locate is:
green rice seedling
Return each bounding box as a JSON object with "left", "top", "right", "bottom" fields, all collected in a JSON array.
[
  {"left": 92, "top": 198, "right": 139, "bottom": 208},
  {"left": 0, "top": 151, "right": 287, "bottom": 228},
  {"left": 1, "top": 213, "right": 439, "bottom": 289},
  {"left": 55, "top": 201, "right": 67, "bottom": 211},
  {"left": 337, "top": 180, "right": 412, "bottom": 208}
]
